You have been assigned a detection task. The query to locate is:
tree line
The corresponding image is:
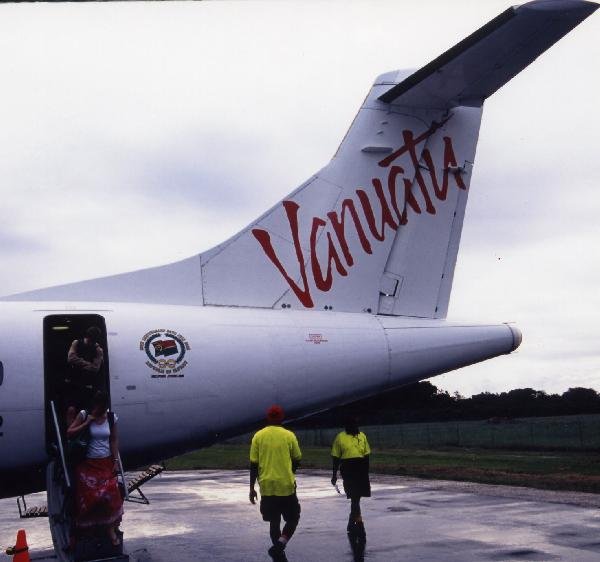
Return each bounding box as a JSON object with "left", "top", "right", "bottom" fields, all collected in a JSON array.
[{"left": 296, "top": 382, "right": 600, "bottom": 428}]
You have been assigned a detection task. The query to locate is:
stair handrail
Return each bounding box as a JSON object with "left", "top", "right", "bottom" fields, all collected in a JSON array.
[
  {"left": 50, "top": 400, "right": 71, "bottom": 489},
  {"left": 117, "top": 453, "right": 129, "bottom": 501}
]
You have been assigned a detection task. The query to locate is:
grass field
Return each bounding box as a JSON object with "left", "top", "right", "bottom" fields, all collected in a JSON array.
[{"left": 164, "top": 445, "right": 600, "bottom": 494}]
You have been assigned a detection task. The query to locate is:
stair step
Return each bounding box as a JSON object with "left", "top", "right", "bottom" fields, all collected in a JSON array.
[
  {"left": 126, "top": 464, "right": 164, "bottom": 493},
  {"left": 21, "top": 505, "right": 49, "bottom": 518}
]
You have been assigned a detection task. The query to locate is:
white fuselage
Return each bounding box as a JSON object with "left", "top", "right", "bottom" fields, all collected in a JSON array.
[{"left": 0, "top": 301, "right": 519, "bottom": 498}]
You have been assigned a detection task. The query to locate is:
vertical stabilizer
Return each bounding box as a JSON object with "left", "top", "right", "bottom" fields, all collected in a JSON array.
[
  {"left": 200, "top": 0, "right": 596, "bottom": 317},
  {"left": 200, "top": 91, "right": 475, "bottom": 316}
]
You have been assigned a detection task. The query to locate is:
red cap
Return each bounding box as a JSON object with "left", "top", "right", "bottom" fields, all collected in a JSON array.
[{"left": 266, "top": 404, "right": 285, "bottom": 424}]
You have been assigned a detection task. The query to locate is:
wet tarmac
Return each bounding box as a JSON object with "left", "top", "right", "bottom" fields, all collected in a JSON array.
[{"left": 1, "top": 470, "right": 599, "bottom": 561}]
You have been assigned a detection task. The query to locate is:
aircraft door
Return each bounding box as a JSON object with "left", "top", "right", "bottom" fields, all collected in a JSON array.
[{"left": 43, "top": 314, "right": 111, "bottom": 446}]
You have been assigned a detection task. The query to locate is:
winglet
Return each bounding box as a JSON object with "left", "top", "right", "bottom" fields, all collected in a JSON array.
[{"left": 379, "top": 0, "right": 598, "bottom": 108}]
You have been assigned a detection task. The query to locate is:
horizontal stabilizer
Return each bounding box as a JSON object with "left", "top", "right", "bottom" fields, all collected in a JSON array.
[{"left": 379, "top": 0, "right": 598, "bottom": 108}]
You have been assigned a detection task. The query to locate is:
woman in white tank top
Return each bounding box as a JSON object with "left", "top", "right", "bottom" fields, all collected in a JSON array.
[{"left": 67, "top": 390, "right": 124, "bottom": 546}]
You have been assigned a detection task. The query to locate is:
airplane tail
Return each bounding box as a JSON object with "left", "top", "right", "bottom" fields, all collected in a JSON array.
[
  {"left": 199, "top": 0, "right": 597, "bottom": 317},
  {"left": 203, "top": 100, "right": 482, "bottom": 317},
  {"left": 4, "top": 1, "right": 596, "bottom": 315}
]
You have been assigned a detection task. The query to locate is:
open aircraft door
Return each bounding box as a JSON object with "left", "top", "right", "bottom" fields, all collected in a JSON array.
[
  {"left": 43, "top": 314, "right": 111, "bottom": 439},
  {"left": 42, "top": 314, "right": 127, "bottom": 562}
]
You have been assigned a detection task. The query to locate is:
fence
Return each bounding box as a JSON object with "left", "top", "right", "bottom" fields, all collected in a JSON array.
[{"left": 229, "top": 414, "right": 600, "bottom": 450}]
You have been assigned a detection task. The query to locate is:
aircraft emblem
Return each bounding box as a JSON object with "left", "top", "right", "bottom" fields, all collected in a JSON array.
[{"left": 139, "top": 329, "right": 191, "bottom": 377}]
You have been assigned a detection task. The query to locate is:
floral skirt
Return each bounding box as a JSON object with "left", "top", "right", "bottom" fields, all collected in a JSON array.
[{"left": 75, "top": 457, "right": 123, "bottom": 528}]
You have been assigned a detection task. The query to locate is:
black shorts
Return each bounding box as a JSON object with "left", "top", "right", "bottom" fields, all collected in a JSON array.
[
  {"left": 260, "top": 493, "right": 301, "bottom": 523},
  {"left": 340, "top": 458, "right": 371, "bottom": 499}
]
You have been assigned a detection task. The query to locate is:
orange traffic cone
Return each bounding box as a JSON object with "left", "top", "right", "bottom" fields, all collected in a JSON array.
[{"left": 5, "top": 529, "right": 30, "bottom": 562}]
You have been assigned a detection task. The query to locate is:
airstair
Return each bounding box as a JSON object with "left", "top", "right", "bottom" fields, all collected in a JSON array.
[
  {"left": 14, "top": 402, "right": 154, "bottom": 562},
  {"left": 46, "top": 401, "right": 128, "bottom": 562}
]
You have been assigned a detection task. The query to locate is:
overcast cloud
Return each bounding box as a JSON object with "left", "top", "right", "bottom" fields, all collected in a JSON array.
[{"left": 0, "top": 0, "right": 597, "bottom": 396}]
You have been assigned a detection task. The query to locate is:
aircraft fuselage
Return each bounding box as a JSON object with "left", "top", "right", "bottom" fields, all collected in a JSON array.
[{"left": 0, "top": 301, "right": 519, "bottom": 499}]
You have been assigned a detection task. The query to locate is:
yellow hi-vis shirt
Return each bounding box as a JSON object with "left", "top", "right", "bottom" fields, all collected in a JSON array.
[
  {"left": 250, "top": 425, "right": 302, "bottom": 497},
  {"left": 331, "top": 431, "right": 371, "bottom": 460}
]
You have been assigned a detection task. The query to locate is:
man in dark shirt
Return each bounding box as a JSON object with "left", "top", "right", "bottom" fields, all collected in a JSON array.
[{"left": 65, "top": 326, "right": 105, "bottom": 412}]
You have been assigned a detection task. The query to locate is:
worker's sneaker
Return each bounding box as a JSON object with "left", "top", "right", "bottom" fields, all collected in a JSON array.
[{"left": 268, "top": 543, "right": 287, "bottom": 562}]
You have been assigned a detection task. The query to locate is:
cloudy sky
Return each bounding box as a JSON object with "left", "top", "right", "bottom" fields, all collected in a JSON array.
[{"left": 0, "top": 0, "right": 597, "bottom": 396}]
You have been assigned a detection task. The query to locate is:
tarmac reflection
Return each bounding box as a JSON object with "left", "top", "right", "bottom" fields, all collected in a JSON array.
[{"left": 1, "top": 470, "right": 599, "bottom": 561}]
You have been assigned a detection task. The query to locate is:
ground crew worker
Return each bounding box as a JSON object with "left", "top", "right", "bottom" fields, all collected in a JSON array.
[
  {"left": 249, "top": 405, "right": 302, "bottom": 562},
  {"left": 331, "top": 416, "right": 371, "bottom": 544}
]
